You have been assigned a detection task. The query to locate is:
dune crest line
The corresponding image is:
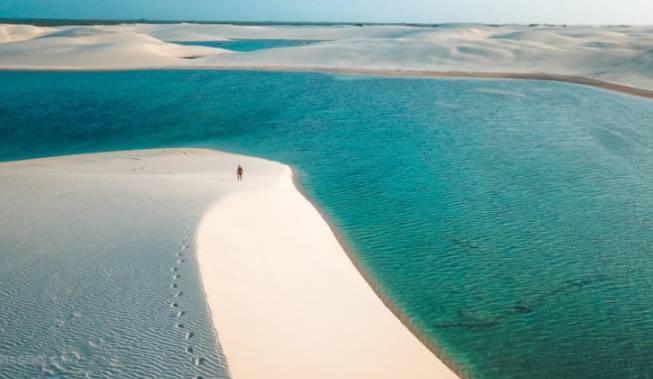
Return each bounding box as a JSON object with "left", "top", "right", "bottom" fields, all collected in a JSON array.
[{"left": 196, "top": 162, "right": 460, "bottom": 379}]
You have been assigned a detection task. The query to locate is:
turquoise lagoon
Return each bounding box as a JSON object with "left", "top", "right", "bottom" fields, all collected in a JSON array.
[
  {"left": 173, "top": 39, "right": 321, "bottom": 51},
  {"left": 1, "top": 71, "right": 653, "bottom": 378}
]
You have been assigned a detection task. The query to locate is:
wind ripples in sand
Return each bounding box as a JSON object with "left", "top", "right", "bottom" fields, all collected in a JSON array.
[{"left": 0, "top": 208, "right": 229, "bottom": 378}]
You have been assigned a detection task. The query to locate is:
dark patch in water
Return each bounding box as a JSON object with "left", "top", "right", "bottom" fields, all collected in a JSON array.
[
  {"left": 513, "top": 274, "right": 611, "bottom": 315},
  {"left": 437, "top": 275, "right": 611, "bottom": 329},
  {"left": 512, "top": 305, "right": 532, "bottom": 314},
  {"left": 434, "top": 310, "right": 501, "bottom": 330},
  {"left": 433, "top": 320, "right": 500, "bottom": 329}
]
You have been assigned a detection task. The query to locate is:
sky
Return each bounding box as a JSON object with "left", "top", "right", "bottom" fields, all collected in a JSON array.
[{"left": 1, "top": 0, "right": 652, "bottom": 25}]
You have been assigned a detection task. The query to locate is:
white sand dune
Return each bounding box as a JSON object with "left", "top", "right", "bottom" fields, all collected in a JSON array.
[
  {"left": 197, "top": 166, "right": 458, "bottom": 379},
  {"left": 125, "top": 23, "right": 420, "bottom": 41},
  {"left": 0, "top": 22, "right": 652, "bottom": 94},
  {"left": 0, "top": 24, "right": 54, "bottom": 43},
  {"left": 0, "top": 149, "right": 459, "bottom": 378},
  {"left": 204, "top": 24, "right": 653, "bottom": 91},
  {"left": 0, "top": 25, "right": 231, "bottom": 69}
]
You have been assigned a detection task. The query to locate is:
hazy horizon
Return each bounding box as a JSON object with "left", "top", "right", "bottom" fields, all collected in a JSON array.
[
  {"left": 1, "top": 18, "right": 651, "bottom": 26},
  {"left": 1, "top": 0, "right": 652, "bottom": 25}
]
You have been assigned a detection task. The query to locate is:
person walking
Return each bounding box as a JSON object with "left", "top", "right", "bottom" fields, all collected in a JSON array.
[{"left": 237, "top": 165, "right": 244, "bottom": 181}]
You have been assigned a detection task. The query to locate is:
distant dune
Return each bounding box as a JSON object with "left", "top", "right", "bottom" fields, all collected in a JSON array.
[
  {"left": 0, "top": 23, "right": 652, "bottom": 95},
  {"left": 0, "top": 24, "right": 54, "bottom": 43}
]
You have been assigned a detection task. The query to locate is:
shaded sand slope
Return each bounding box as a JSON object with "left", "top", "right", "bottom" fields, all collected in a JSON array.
[
  {"left": 0, "top": 24, "right": 54, "bottom": 43},
  {"left": 197, "top": 166, "right": 459, "bottom": 378},
  {"left": 0, "top": 25, "right": 231, "bottom": 69},
  {"left": 0, "top": 23, "right": 652, "bottom": 92},
  {"left": 0, "top": 148, "right": 457, "bottom": 378},
  {"left": 0, "top": 149, "right": 239, "bottom": 377}
]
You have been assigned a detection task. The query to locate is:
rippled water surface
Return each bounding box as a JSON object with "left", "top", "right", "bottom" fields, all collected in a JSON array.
[{"left": 1, "top": 71, "right": 653, "bottom": 378}]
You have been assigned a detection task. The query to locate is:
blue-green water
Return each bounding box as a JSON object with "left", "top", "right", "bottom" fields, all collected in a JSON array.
[
  {"left": 173, "top": 39, "right": 321, "bottom": 51},
  {"left": 1, "top": 71, "right": 653, "bottom": 378}
]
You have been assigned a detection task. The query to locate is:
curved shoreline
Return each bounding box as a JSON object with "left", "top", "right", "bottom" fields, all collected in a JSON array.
[
  {"left": 290, "top": 167, "right": 467, "bottom": 379},
  {"left": 2, "top": 65, "right": 653, "bottom": 100},
  {"left": 196, "top": 158, "right": 458, "bottom": 378}
]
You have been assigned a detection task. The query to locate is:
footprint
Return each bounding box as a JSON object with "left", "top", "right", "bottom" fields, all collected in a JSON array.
[
  {"left": 185, "top": 331, "right": 193, "bottom": 340},
  {"left": 193, "top": 357, "right": 205, "bottom": 367},
  {"left": 172, "top": 274, "right": 180, "bottom": 280},
  {"left": 177, "top": 259, "right": 184, "bottom": 264},
  {"left": 177, "top": 311, "right": 185, "bottom": 318},
  {"left": 170, "top": 283, "right": 178, "bottom": 289},
  {"left": 186, "top": 346, "right": 194, "bottom": 354},
  {"left": 175, "top": 292, "right": 183, "bottom": 298},
  {"left": 176, "top": 252, "right": 183, "bottom": 257},
  {"left": 170, "top": 267, "right": 178, "bottom": 272},
  {"left": 171, "top": 303, "right": 178, "bottom": 308},
  {"left": 176, "top": 323, "right": 184, "bottom": 329}
]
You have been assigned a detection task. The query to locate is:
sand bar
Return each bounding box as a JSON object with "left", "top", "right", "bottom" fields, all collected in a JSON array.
[
  {"left": 197, "top": 164, "right": 459, "bottom": 379},
  {"left": 2, "top": 63, "right": 653, "bottom": 100},
  {"left": 0, "top": 148, "right": 459, "bottom": 378}
]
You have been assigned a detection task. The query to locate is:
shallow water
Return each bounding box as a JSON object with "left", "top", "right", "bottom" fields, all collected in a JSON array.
[
  {"left": 173, "top": 39, "right": 321, "bottom": 51},
  {"left": 1, "top": 71, "right": 653, "bottom": 378}
]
